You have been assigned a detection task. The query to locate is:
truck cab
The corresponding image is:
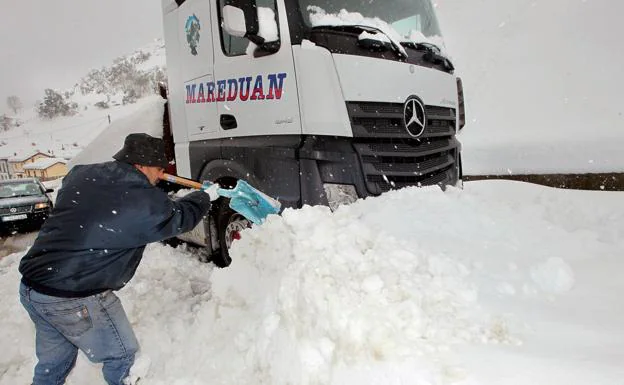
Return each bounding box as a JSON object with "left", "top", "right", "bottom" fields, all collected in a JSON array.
[{"left": 161, "top": 0, "right": 465, "bottom": 266}]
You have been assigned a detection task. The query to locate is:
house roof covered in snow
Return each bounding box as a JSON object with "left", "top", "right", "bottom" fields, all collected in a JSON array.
[
  {"left": 22, "top": 157, "right": 67, "bottom": 170},
  {"left": 8, "top": 150, "right": 52, "bottom": 163}
]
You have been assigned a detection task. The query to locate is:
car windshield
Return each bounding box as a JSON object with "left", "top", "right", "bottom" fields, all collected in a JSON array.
[
  {"left": 298, "top": 0, "right": 442, "bottom": 40},
  {"left": 0, "top": 181, "right": 43, "bottom": 198}
]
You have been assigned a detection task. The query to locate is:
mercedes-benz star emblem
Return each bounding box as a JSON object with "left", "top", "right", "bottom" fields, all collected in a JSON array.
[
  {"left": 9, "top": 208, "right": 17, "bottom": 213},
  {"left": 403, "top": 96, "right": 426, "bottom": 138}
]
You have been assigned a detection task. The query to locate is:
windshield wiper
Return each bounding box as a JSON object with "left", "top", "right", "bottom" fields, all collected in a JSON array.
[
  {"left": 402, "top": 41, "right": 441, "bottom": 53},
  {"left": 401, "top": 41, "right": 454, "bottom": 71},
  {"left": 311, "top": 24, "right": 408, "bottom": 59},
  {"left": 351, "top": 25, "right": 408, "bottom": 59}
]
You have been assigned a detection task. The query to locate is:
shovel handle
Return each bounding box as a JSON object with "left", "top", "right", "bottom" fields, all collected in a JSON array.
[{"left": 162, "top": 173, "right": 203, "bottom": 189}]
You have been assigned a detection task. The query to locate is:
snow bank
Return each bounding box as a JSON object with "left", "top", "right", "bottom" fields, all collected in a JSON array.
[
  {"left": 1, "top": 181, "right": 623, "bottom": 384},
  {"left": 206, "top": 205, "right": 489, "bottom": 384}
]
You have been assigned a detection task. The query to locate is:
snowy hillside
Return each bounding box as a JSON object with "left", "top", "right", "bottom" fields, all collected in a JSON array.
[
  {"left": 0, "top": 40, "right": 165, "bottom": 161},
  {"left": 1, "top": 181, "right": 623, "bottom": 384},
  {"left": 71, "top": 39, "right": 166, "bottom": 108}
]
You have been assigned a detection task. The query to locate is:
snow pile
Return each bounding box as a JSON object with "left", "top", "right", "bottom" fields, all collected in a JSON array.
[
  {"left": 206, "top": 205, "right": 491, "bottom": 384},
  {"left": 1, "top": 181, "right": 623, "bottom": 384}
]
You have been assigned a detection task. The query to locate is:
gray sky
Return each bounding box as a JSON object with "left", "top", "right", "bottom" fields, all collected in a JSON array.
[{"left": 0, "top": 0, "right": 163, "bottom": 114}]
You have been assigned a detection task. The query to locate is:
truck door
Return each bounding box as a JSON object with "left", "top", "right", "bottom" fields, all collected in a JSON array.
[
  {"left": 177, "top": 0, "right": 219, "bottom": 139},
  {"left": 210, "top": 0, "right": 300, "bottom": 138}
]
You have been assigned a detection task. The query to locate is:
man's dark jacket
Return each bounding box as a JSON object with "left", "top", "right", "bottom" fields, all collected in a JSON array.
[{"left": 19, "top": 161, "right": 211, "bottom": 297}]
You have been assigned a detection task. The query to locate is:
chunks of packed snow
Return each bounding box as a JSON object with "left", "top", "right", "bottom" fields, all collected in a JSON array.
[
  {"left": 257, "top": 7, "right": 279, "bottom": 42},
  {"left": 301, "top": 39, "right": 317, "bottom": 49},
  {"left": 358, "top": 30, "right": 390, "bottom": 43},
  {"left": 530, "top": 257, "right": 575, "bottom": 294},
  {"left": 245, "top": 7, "right": 280, "bottom": 55},
  {"left": 210, "top": 205, "right": 488, "bottom": 382}
]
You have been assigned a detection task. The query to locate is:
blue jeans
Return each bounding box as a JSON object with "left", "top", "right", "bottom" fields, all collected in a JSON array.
[{"left": 19, "top": 282, "right": 139, "bottom": 385}]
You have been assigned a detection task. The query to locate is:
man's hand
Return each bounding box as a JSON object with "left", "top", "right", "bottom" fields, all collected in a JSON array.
[{"left": 202, "top": 182, "right": 220, "bottom": 201}]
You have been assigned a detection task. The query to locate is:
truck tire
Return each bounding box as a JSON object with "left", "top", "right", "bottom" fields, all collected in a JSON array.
[{"left": 212, "top": 197, "right": 251, "bottom": 267}]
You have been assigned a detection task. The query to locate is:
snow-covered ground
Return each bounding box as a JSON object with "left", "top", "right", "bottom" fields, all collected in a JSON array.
[
  {"left": 0, "top": 97, "right": 162, "bottom": 162},
  {"left": 1, "top": 180, "right": 622, "bottom": 384},
  {"left": 0, "top": 1, "right": 622, "bottom": 384}
]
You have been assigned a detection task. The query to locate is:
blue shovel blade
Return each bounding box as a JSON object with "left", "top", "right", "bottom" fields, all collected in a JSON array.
[{"left": 217, "top": 180, "right": 281, "bottom": 225}]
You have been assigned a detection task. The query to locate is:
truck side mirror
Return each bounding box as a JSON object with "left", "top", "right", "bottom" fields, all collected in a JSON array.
[
  {"left": 222, "top": 5, "right": 249, "bottom": 38},
  {"left": 222, "top": 2, "right": 280, "bottom": 56},
  {"left": 222, "top": 1, "right": 260, "bottom": 38}
]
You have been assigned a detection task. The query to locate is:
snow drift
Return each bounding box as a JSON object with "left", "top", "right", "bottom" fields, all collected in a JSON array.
[{"left": 1, "top": 181, "right": 623, "bottom": 384}]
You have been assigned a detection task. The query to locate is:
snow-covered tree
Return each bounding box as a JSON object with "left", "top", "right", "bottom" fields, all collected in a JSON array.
[
  {"left": 78, "top": 55, "right": 167, "bottom": 101},
  {"left": 6, "top": 95, "right": 22, "bottom": 114},
  {"left": 37, "top": 89, "right": 78, "bottom": 119},
  {"left": 131, "top": 51, "right": 151, "bottom": 65},
  {"left": 0, "top": 114, "right": 12, "bottom": 131}
]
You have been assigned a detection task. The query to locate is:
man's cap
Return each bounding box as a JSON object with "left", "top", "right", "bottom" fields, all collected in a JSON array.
[{"left": 113, "top": 133, "right": 169, "bottom": 168}]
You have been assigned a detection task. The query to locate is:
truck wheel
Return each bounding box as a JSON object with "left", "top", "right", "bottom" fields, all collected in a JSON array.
[{"left": 212, "top": 198, "right": 251, "bottom": 267}]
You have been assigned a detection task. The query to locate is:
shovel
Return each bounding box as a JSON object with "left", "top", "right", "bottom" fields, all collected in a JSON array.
[{"left": 162, "top": 173, "right": 281, "bottom": 225}]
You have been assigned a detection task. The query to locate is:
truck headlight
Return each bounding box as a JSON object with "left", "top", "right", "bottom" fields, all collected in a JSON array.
[
  {"left": 35, "top": 202, "right": 49, "bottom": 210},
  {"left": 323, "top": 184, "right": 358, "bottom": 211}
]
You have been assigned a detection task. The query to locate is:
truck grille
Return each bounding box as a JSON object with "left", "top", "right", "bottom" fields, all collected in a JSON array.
[
  {"left": 347, "top": 101, "right": 459, "bottom": 194},
  {"left": 0, "top": 205, "right": 32, "bottom": 215}
]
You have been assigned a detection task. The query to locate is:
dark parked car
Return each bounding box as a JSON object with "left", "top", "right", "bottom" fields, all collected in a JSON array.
[{"left": 0, "top": 178, "right": 54, "bottom": 234}]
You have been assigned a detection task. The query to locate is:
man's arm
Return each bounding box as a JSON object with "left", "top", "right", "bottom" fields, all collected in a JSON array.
[{"left": 143, "top": 190, "right": 212, "bottom": 244}]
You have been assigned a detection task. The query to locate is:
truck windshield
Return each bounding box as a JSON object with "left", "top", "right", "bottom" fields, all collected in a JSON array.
[{"left": 298, "top": 0, "right": 442, "bottom": 40}]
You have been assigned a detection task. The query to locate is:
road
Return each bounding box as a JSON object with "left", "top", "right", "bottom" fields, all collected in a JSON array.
[{"left": 0, "top": 232, "right": 37, "bottom": 259}]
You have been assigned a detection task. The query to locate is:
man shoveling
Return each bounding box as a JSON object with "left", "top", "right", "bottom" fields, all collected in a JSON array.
[{"left": 18, "top": 133, "right": 219, "bottom": 385}]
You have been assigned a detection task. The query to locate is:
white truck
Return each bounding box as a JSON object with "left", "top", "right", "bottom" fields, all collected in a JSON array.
[{"left": 161, "top": 0, "right": 465, "bottom": 267}]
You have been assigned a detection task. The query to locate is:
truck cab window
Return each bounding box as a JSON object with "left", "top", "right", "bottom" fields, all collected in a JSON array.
[{"left": 218, "top": 0, "right": 279, "bottom": 56}]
